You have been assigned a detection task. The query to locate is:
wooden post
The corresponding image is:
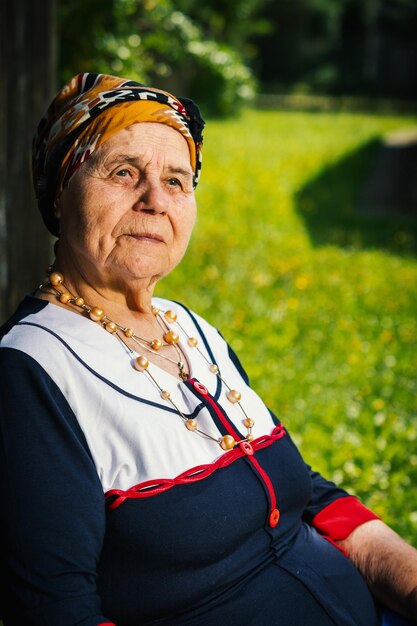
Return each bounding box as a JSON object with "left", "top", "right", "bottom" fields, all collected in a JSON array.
[
  {"left": 0, "top": 0, "right": 57, "bottom": 324},
  {"left": 0, "top": 1, "right": 7, "bottom": 325}
]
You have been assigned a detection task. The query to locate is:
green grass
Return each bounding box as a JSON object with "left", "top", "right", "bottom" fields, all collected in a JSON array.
[{"left": 156, "top": 109, "right": 417, "bottom": 546}]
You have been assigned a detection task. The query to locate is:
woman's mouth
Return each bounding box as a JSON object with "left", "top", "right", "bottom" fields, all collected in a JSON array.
[{"left": 125, "top": 232, "right": 164, "bottom": 243}]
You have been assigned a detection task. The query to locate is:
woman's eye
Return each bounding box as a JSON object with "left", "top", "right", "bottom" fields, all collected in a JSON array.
[
  {"left": 115, "top": 169, "right": 131, "bottom": 178},
  {"left": 167, "top": 178, "right": 181, "bottom": 187}
]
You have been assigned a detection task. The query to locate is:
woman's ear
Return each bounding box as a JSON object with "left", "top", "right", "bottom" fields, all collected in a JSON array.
[{"left": 53, "top": 195, "right": 61, "bottom": 219}]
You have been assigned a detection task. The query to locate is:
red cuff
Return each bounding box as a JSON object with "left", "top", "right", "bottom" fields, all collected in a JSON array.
[
  {"left": 312, "top": 495, "right": 380, "bottom": 541},
  {"left": 98, "top": 623, "right": 116, "bottom": 625}
]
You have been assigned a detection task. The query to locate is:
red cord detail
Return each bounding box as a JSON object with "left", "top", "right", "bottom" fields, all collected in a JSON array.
[
  {"left": 189, "top": 379, "right": 281, "bottom": 525},
  {"left": 248, "top": 456, "right": 278, "bottom": 512},
  {"left": 105, "top": 424, "right": 286, "bottom": 509},
  {"left": 192, "top": 381, "right": 209, "bottom": 395},
  {"left": 190, "top": 378, "right": 243, "bottom": 442}
]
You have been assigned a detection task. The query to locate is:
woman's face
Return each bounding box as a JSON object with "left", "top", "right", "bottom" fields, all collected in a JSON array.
[{"left": 56, "top": 122, "right": 197, "bottom": 290}]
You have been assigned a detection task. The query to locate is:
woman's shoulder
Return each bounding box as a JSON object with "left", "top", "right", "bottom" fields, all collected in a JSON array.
[
  {"left": 1, "top": 295, "right": 85, "bottom": 351},
  {"left": 0, "top": 297, "right": 63, "bottom": 367},
  {"left": 0, "top": 295, "right": 49, "bottom": 342},
  {"left": 0, "top": 296, "right": 107, "bottom": 386}
]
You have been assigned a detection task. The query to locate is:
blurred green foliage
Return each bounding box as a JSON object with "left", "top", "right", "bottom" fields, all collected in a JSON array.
[
  {"left": 256, "top": 0, "right": 417, "bottom": 99},
  {"left": 156, "top": 109, "right": 417, "bottom": 546},
  {"left": 58, "top": 0, "right": 417, "bottom": 110},
  {"left": 59, "top": 0, "right": 270, "bottom": 116}
]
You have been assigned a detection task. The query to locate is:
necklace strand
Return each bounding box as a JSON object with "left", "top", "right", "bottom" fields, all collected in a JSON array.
[{"left": 40, "top": 270, "right": 255, "bottom": 451}]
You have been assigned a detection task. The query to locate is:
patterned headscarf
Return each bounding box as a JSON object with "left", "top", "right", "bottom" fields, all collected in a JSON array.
[{"left": 32, "top": 73, "right": 205, "bottom": 236}]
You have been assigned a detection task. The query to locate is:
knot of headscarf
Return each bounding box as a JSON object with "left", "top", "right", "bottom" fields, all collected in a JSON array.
[{"left": 32, "top": 73, "right": 205, "bottom": 236}]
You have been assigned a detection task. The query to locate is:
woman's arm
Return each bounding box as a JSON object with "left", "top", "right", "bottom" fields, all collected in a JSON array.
[
  {"left": 338, "top": 520, "right": 417, "bottom": 623},
  {"left": 0, "top": 347, "right": 114, "bottom": 625}
]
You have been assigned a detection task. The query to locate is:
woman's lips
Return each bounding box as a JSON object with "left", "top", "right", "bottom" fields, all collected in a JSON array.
[{"left": 125, "top": 232, "right": 164, "bottom": 243}]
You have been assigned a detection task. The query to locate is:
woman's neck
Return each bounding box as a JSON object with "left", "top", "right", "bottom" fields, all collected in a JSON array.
[
  {"left": 36, "top": 258, "right": 164, "bottom": 333},
  {"left": 53, "top": 253, "right": 157, "bottom": 317}
]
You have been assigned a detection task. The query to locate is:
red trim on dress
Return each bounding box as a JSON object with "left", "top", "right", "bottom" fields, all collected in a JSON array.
[
  {"left": 195, "top": 381, "right": 244, "bottom": 442},
  {"left": 247, "top": 455, "right": 277, "bottom": 512},
  {"left": 105, "top": 425, "right": 286, "bottom": 509},
  {"left": 188, "top": 378, "right": 280, "bottom": 525},
  {"left": 312, "top": 495, "right": 380, "bottom": 541}
]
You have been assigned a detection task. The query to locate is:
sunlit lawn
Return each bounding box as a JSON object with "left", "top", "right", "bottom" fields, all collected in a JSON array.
[{"left": 156, "top": 108, "right": 417, "bottom": 545}]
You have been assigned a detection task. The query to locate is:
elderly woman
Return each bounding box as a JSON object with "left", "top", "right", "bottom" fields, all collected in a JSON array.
[{"left": 0, "top": 73, "right": 416, "bottom": 626}]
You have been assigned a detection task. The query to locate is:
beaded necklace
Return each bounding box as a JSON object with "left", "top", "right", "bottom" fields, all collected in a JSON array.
[{"left": 40, "top": 270, "right": 255, "bottom": 451}]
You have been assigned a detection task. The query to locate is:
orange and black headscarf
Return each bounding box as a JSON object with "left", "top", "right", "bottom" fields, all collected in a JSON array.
[{"left": 32, "top": 73, "right": 205, "bottom": 236}]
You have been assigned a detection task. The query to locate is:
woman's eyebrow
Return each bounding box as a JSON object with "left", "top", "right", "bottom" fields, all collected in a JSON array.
[
  {"left": 110, "top": 155, "right": 138, "bottom": 164},
  {"left": 109, "top": 156, "right": 192, "bottom": 175},
  {"left": 107, "top": 155, "right": 193, "bottom": 180},
  {"left": 165, "top": 166, "right": 193, "bottom": 180}
]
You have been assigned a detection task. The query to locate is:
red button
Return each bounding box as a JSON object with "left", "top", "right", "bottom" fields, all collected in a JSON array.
[
  {"left": 269, "top": 508, "right": 280, "bottom": 528},
  {"left": 193, "top": 381, "right": 208, "bottom": 396},
  {"left": 239, "top": 441, "right": 254, "bottom": 456}
]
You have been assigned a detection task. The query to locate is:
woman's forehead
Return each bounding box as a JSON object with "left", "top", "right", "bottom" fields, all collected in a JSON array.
[{"left": 94, "top": 122, "right": 193, "bottom": 167}]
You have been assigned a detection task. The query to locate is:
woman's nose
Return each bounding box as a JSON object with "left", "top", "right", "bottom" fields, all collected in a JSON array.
[{"left": 133, "top": 179, "right": 168, "bottom": 215}]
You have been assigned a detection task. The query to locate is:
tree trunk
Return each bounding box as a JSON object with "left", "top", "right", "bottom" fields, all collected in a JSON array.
[{"left": 0, "top": 0, "right": 57, "bottom": 324}]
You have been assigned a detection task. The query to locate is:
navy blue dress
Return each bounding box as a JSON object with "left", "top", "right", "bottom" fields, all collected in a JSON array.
[{"left": 0, "top": 297, "right": 380, "bottom": 625}]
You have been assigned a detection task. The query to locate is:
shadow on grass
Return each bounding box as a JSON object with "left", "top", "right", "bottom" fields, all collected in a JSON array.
[{"left": 295, "top": 138, "right": 417, "bottom": 257}]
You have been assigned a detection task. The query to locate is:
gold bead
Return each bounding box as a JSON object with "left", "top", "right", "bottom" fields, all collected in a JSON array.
[
  {"left": 49, "top": 272, "right": 63, "bottom": 286},
  {"left": 209, "top": 364, "right": 218, "bottom": 374},
  {"left": 161, "top": 390, "right": 171, "bottom": 400},
  {"left": 151, "top": 339, "right": 163, "bottom": 351},
  {"left": 75, "top": 297, "right": 84, "bottom": 307},
  {"left": 59, "top": 292, "right": 72, "bottom": 304},
  {"left": 220, "top": 435, "right": 236, "bottom": 450},
  {"left": 243, "top": 418, "right": 255, "bottom": 428},
  {"left": 133, "top": 356, "right": 149, "bottom": 371},
  {"left": 185, "top": 419, "right": 198, "bottom": 431},
  {"left": 246, "top": 434, "right": 254, "bottom": 442},
  {"left": 164, "top": 330, "right": 179, "bottom": 344},
  {"left": 124, "top": 328, "right": 134, "bottom": 338},
  {"left": 164, "top": 310, "right": 177, "bottom": 323},
  {"left": 227, "top": 389, "right": 241, "bottom": 404},
  {"left": 105, "top": 321, "right": 117, "bottom": 333},
  {"left": 89, "top": 306, "right": 105, "bottom": 322},
  {"left": 188, "top": 337, "right": 198, "bottom": 347},
  {"left": 151, "top": 306, "right": 160, "bottom": 316}
]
